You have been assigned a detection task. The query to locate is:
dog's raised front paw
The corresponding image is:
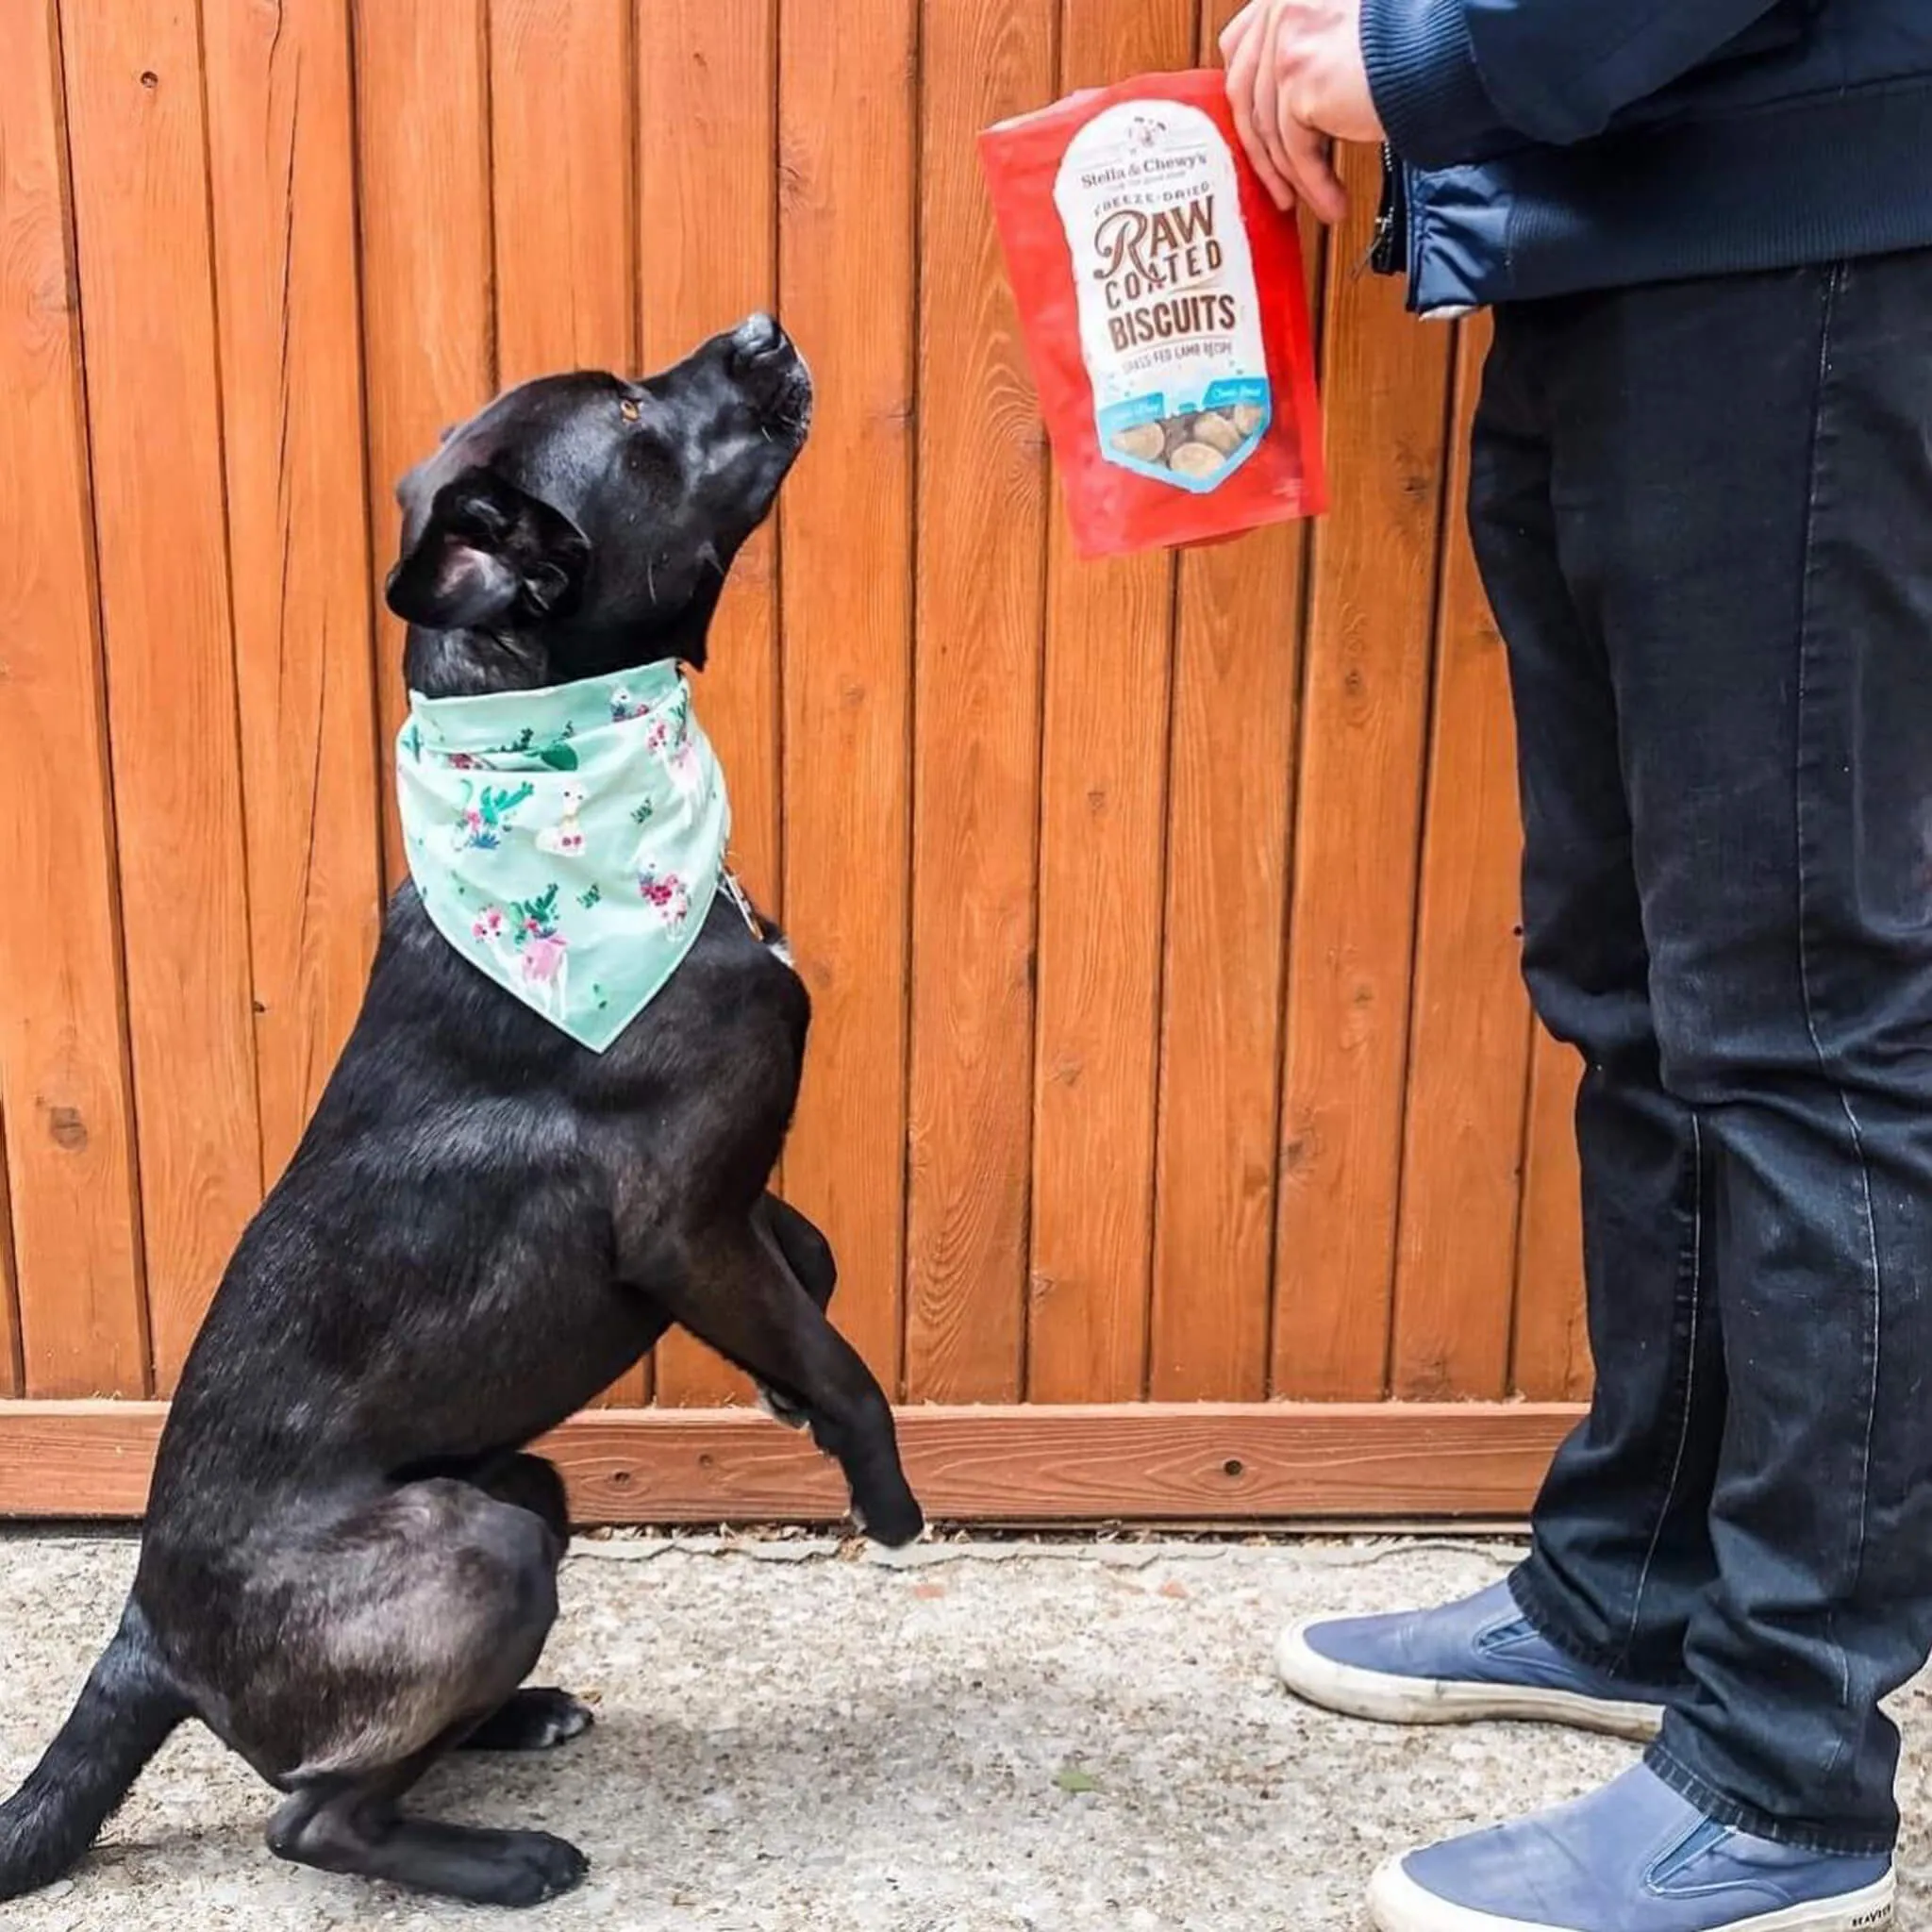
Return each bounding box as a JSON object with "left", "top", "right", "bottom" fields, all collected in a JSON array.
[{"left": 853, "top": 1488, "right": 925, "bottom": 1550}]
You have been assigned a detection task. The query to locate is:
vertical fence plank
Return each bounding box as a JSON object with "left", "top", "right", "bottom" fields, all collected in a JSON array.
[
  {"left": 1144, "top": 0, "right": 1314, "bottom": 1402},
  {"left": 355, "top": 0, "right": 494, "bottom": 889},
  {"left": 492, "top": 0, "right": 633, "bottom": 387},
  {"left": 0, "top": 0, "right": 150, "bottom": 1397},
  {"left": 1272, "top": 144, "right": 1454, "bottom": 1400},
  {"left": 0, "top": 1131, "right": 20, "bottom": 1397},
  {"left": 637, "top": 0, "right": 778, "bottom": 1407},
  {"left": 777, "top": 0, "right": 917, "bottom": 1391},
  {"left": 1387, "top": 317, "right": 1532, "bottom": 1398},
  {"left": 60, "top": 0, "right": 265, "bottom": 1390},
  {"left": 1025, "top": 0, "right": 1194, "bottom": 1403},
  {"left": 204, "top": 0, "right": 384, "bottom": 1186},
  {"left": 1512, "top": 1027, "right": 1591, "bottom": 1399},
  {"left": 902, "top": 0, "right": 1053, "bottom": 1406}
]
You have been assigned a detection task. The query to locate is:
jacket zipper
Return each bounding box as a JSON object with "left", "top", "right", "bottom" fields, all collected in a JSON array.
[{"left": 1368, "top": 141, "right": 1407, "bottom": 276}]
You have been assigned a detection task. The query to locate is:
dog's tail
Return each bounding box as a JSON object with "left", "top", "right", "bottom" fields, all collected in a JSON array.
[{"left": 0, "top": 1602, "right": 185, "bottom": 1899}]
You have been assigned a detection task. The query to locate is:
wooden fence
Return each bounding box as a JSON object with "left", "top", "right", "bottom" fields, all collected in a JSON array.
[{"left": 0, "top": 0, "right": 1589, "bottom": 1522}]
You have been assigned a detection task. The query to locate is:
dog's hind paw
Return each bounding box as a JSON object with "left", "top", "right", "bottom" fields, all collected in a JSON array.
[{"left": 463, "top": 1688, "right": 595, "bottom": 1752}]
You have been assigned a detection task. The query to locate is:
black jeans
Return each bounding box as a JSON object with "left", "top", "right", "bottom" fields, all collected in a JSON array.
[{"left": 1474, "top": 248, "right": 1932, "bottom": 1856}]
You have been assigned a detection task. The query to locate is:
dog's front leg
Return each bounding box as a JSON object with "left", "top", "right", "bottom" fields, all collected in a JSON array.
[{"left": 634, "top": 1222, "right": 922, "bottom": 1546}]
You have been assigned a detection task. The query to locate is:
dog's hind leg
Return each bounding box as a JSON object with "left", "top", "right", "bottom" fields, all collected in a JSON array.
[
  {"left": 641, "top": 1224, "right": 923, "bottom": 1545},
  {"left": 267, "top": 1747, "right": 586, "bottom": 1907},
  {"left": 241, "top": 1478, "right": 590, "bottom": 1906},
  {"left": 457, "top": 1454, "right": 594, "bottom": 1754}
]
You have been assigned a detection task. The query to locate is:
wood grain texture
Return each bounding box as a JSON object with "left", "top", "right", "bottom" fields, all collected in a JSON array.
[
  {"left": 1025, "top": 0, "right": 1195, "bottom": 1404},
  {"left": 204, "top": 0, "right": 384, "bottom": 1185},
  {"left": 775, "top": 0, "right": 917, "bottom": 1393},
  {"left": 1273, "top": 143, "right": 1455, "bottom": 1400},
  {"left": 354, "top": 0, "right": 493, "bottom": 890},
  {"left": 0, "top": 1400, "right": 1582, "bottom": 1523},
  {"left": 1512, "top": 1027, "right": 1591, "bottom": 1400},
  {"left": 901, "top": 0, "right": 1053, "bottom": 1405},
  {"left": 1389, "top": 317, "right": 1532, "bottom": 1400},
  {"left": 60, "top": 0, "right": 265, "bottom": 1391},
  {"left": 638, "top": 0, "right": 777, "bottom": 1407},
  {"left": 491, "top": 0, "right": 633, "bottom": 388},
  {"left": 1151, "top": 519, "right": 1307, "bottom": 1399},
  {"left": 0, "top": 1128, "right": 20, "bottom": 1397},
  {"left": 0, "top": 0, "right": 150, "bottom": 1397}
]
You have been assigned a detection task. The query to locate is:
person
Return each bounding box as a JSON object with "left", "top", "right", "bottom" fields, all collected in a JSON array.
[{"left": 1219, "top": 3, "right": 1932, "bottom": 1929}]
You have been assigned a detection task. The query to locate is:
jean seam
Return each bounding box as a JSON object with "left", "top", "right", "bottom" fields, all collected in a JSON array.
[
  {"left": 1644, "top": 1740, "right": 1894, "bottom": 1859},
  {"left": 1790, "top": 261, "right": 1883, "bottom": 1779},
  {"left": 1615, "top": 1109, "right": 1704, "bottom": 1679}
]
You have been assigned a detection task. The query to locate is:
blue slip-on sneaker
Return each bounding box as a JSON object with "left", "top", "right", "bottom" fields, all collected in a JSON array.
[
  {"left": 1367, "top": 1765, "right": 1895, "bottom": 1932},
  {"left": 1275, "top": 1579, "right": 1666, "bottom": 1740}
]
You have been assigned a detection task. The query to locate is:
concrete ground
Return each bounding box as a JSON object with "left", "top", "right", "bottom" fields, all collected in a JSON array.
[{"left": 2, "top": 1534, "right": 1929, "bottom": 1930}]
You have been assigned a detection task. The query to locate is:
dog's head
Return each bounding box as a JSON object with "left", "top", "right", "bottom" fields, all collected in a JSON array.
[{"left": 388, "top": 314, "right": 810, "bottom": 689}]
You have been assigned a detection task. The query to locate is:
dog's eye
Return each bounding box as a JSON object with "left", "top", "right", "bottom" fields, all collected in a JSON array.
[{"left": 619, "top": 397, "right": 641, "bottom": 424}]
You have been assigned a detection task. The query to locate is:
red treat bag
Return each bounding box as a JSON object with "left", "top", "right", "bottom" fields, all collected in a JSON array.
[{"left": 980, "top": 71, "right": 1326, "bottom": 559}]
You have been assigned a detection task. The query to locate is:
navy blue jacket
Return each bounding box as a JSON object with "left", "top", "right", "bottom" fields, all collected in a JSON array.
[{"left": 1358, "top": 0, "right": 1932, "bottom": 312}]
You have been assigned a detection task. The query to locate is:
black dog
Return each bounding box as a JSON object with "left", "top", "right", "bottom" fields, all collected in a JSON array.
[{"left": 0, "top": 315, "right": 921, "bottom": 1908}]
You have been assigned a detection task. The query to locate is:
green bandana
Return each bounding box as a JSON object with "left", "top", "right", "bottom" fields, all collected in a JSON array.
[{"left": 397, "top": 662, "right": 729, "bottom": 1052}]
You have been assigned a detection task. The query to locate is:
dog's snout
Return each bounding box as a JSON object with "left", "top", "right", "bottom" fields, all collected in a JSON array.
[
  {"left": 724, "top": 311, "right": 809, "bottom": 434},
  {"left": 729, "top": 311, "right": 790, "bottom": 372}
]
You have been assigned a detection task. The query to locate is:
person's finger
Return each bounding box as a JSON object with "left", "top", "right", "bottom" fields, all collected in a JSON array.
[
  {"left": 1224, "top": 25, "right": 1295, "bottom": 208},
  {"left": 1249, "top": 20, "right": 1298, "bottom": 191},
  {"left": 1277, "top": 111, "right": 1347, "bottom": 224},
  {"left": 1218, "top": 0, "right": 1260, "bottom": 61}
]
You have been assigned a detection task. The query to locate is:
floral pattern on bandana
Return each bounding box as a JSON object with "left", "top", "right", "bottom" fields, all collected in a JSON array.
[{"left": 397, "top": 662, "right": 730, "bottom": 1052}]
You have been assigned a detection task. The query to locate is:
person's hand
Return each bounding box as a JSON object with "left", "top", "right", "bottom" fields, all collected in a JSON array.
[{"left": 1221, "top": 0, "right": 1385, "bottom": 222}]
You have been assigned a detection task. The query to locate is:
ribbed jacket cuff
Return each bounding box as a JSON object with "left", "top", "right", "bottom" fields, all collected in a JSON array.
[{"left": 1361, "top": 0, "right": 1500, "bottom": 166}]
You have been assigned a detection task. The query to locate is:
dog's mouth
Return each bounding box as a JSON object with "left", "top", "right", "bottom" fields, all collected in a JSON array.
[{"left": 769, "top": 357, "right": 814, "bottom": 445}]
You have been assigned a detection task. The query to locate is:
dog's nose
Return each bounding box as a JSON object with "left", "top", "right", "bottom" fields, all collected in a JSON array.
[{"left": 729, "top": 311, "right": 790, "bottom": 369}]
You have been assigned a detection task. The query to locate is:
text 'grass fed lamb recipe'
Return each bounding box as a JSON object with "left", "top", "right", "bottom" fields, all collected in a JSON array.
[{"left": 981, "top": 70, "right": 1326, "bottom": 559}]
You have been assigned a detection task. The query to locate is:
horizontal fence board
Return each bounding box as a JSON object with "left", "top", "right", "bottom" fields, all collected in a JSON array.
[{"left": 0, "top": 1401, "right": 1581, "bottom": 1524}]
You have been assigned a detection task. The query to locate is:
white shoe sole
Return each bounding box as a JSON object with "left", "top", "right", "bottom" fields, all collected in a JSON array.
[
  {"left": 1275, "top": 1621, "right": 1665, "bottom": 1742},
  {"left": 1367, "top": 1858, "right": 1895, "bottom": 1932}
]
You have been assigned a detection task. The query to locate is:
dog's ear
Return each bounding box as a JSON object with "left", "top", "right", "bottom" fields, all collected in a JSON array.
[{"left": 385, "top": 468, "right": 591, "bottom": 631}]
